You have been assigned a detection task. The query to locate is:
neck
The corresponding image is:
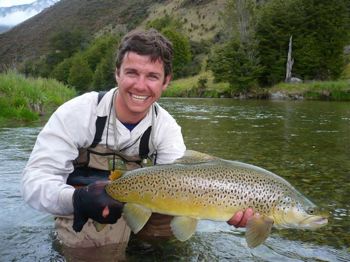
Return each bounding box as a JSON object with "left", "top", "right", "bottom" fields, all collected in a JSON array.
[{"left": 114, "top": 94, "right": 148, "bottom": 124}]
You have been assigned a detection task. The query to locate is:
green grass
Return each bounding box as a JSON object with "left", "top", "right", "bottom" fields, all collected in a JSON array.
[
  {"left": 270, "top": 80, "right": 350, "bottom": 101},
  {"left": 165, "top": 72, "right": 350, "bottom": 101},
  {"left": 0, "top": 71, "right": 76, "bottom": 124},
  {"left": 164, "top": 72, "right": 230, "bottom": 98}
]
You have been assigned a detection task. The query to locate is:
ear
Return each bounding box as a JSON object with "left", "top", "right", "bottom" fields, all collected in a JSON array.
[
  {"left": 162, "top": 75, "right": 172, "bottom": 91},
  {"left": 115, "top": 68, "right": 120, "bottom": 83}
]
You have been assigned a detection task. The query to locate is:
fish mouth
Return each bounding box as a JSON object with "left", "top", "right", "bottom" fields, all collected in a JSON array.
[{"left": 300, "top": 216, "right": 328, "bottom": 229}]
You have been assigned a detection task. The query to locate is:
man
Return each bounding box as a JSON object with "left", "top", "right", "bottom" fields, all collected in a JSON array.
[{"left": 21, "top": 29, "right": 253, "bottom": 250}]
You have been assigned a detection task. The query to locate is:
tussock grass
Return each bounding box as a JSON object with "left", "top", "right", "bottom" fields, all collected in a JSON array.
[
  {"left": 271, "top": 80, "right": 350, "bottom": 101},
  {"left": 165, "top": 73, "right": 350, "bottom": 101},
  {"left": 0, "top": 71, "right": 76, "bottom": 124}
]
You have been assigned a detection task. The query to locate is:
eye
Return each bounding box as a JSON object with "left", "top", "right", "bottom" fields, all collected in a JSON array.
[
  {"left": 306, "top": 207, "right": 315, "bottom": 215},
  {"left": 125, "top": 70, "right": 137, "bottom": 77},
  {"left": 148, "top": 74, "right": 159, "bottom": 81}
]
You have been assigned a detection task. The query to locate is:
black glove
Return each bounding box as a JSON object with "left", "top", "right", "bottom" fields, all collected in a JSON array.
[{"left": 72, "top": 181, "right": 123, "bottom": 232}]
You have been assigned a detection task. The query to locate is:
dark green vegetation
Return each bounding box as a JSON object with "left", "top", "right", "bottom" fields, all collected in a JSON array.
[
  {"left": 1, "top": 0, "right": 350, "bottom": 102},
  {"left": 0, "top": 72, "right": 76, "bottom": 123},
  {"left": 208, "top": 0, "right": 350, "bottom": 95}
]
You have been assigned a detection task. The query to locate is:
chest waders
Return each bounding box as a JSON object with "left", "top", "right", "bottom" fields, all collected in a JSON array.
[{"left": 67, "top": 91, "right": 157, "bottom": 187}]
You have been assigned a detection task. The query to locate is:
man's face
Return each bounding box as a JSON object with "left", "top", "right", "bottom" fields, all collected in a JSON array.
[{"left": 115, "top": 52, "right": 171, "bottom": 123}]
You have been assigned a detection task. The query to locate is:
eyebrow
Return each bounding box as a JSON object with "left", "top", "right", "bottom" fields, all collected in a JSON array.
[{"left": 124, "top": 67, "right": 162, "bottom": 77}]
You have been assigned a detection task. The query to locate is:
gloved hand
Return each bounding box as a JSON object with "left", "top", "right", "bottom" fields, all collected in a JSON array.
[{"left": 72, "top": 181, "right": 123, "bottom": 232}]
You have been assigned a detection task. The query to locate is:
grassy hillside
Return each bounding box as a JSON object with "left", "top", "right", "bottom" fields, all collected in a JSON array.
[
  {"left": 140, "top": 0, "right": 225, "bottom": 41},
  {"left": 0, "top": 0, "right": 225, "bottom": 71}
]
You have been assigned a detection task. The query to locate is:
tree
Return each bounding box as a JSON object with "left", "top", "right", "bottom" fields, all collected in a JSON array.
[
  {"left": 68, "top": 55, "right": 93, "bottom": 92},
  {"left": 44, "top": 29, "right": 88, "bottom": 75},
  {"left": 255, "top": 0, "right": 299, "bottom": 85},
  {"left": 146, "top": 16, "right": 195, "bottom": 78},
  {"left": 49, "top": 29, "right": 87, "bottom": 60},
  {"left": 92, "top": 49, "right": 116, "bottom": 90},
  {"left": 209, "top": 39, "right": 261, "bottom": 93},
  {"left": 285, "top": 35, "right": 294, "bottom": 82},
  {"left": 208, "top": 0, "right": 262, "bottom": 93},
  {"left": 256, "top": 0, "right": 350, "bottom": 85},
  {"left": 50, "top": 58, "right": 73, "bottom": 84},
  {"left": 50, "top": 34, "right": 119, "bottom": 88},
  {"left": 161, "top": 28, "right": 192, "bottom": 79},
  {"left": 84, "top": 34, "right": 119, "bottom": 72},
  {"left": 295, "top": 0, "right": 349, "bottom": 80}
]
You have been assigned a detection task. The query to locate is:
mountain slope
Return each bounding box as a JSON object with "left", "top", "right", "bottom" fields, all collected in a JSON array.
[
  {"left": 0, "top": 0, "right": 60, "bottom": 26},
  {"left": 0, "top": 25, "right": 10, "bottom": 33},
  {"left": 0, "top": 0, "right": 225, "bottom": 71}
]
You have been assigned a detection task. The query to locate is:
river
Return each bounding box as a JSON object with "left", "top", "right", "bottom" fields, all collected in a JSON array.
[{"left": 0, "top": 98, "right": 349, "bottom": 261}]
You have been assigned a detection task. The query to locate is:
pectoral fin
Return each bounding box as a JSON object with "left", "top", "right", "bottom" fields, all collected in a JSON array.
[
  {"left": 245, "top": 215, "right": 274, "bottom": 248},
  {"left": 109, "top": 170, "right": 123, "bottom": 180},
  {"left": 170, "top": 216, "right": 198, "bottom": 241},
  {"left": 123, "top": 203, "right": 152, "bottom": 234}
]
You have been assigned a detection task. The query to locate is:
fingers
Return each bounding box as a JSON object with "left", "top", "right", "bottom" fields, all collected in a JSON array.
[
  {"left": 238, "top": 208, "right": 254, "bottom": 227},
  {"left": 227, "top": 210, "right": 244, "bottom": 226},
  {"left": 227, "top": 208, "right": 254, "bottom": 228}
]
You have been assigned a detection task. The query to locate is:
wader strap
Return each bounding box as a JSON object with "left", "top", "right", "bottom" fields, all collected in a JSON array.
[
  {"left": 90, "top": 91, "right": 107, "bottom": 148},
  {"left": 91, "top": 91, "right": 154, "bottom": 156},
  {"left": 139, "top": 126, "right": 152, "bottom": 159},
  {"left": 154, "top": 104, "right": 158, "bottom": 116}
]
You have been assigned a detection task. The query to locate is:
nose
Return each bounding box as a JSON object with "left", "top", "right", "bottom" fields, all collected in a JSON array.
[{"left": 134, "top": 75, "right": 147, "bottom": 91}]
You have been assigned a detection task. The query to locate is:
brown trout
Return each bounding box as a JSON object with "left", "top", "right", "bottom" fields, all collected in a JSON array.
[{"left": 105, "top": 151, "right": 328, "bottom": 248}]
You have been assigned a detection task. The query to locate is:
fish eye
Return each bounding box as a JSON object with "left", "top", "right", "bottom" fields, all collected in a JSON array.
[{"left": 306, "top": 207, "right": 315, "bottom": 215}]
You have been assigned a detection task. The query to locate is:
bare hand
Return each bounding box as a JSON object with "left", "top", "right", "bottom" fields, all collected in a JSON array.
[{"left": 227, "top": 208, "right": 254, "bottom": 228}]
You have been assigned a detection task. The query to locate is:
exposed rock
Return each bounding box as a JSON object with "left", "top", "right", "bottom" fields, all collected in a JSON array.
[{"left": 289, "top": 77, "right": 303, "bottom": 83}]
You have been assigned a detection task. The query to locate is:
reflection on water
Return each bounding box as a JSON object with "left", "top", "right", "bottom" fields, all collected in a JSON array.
[
  {"left": 126, "top": 221, "right": 350, "bottom": 262},
  {"left": 0, "top": 99, "right": 349, "bottom": 261}
]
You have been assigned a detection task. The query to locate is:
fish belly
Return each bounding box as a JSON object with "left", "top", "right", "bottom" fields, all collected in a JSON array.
[{"left": 111, "top": 188, "right": 241, "bottom": 221}]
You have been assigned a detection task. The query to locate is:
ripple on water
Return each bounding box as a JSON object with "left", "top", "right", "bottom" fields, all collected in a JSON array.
[
  {"left": 0, "top": 225, "right": 63, "bottom": 262},
  {"left": 1, "top": 100, "right": 350, "bottom": 261},
  {"left": 125, "top": 221, "right": 350, "bottom": 261},
  {"left": 126, "top": 230, "right": 350, "bottom": 262}
]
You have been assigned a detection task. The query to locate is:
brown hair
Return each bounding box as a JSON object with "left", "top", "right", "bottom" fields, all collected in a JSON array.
[{"left": 115, "top": 29, "right": 173, "bottom": 77}]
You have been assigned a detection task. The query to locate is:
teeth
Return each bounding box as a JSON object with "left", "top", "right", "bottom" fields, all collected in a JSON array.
[{"left": 132, "top": 94, "right": 148, "bottom": 100}]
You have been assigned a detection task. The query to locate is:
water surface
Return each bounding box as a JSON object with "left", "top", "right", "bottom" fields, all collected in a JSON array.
[{"left": 0, "top": 99, "right": 349, "bottom": 261}]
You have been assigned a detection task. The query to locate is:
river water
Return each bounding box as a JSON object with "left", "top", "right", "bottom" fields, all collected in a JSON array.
[{"left": 0, "top": 98, "right": 349, "bottom": 261}]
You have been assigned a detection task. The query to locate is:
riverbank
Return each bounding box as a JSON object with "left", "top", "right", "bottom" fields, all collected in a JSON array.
[
  {"left": 269, "top": 81, "right": 350, "bottom": 101},
  {"left": 165, "top": 73, "right": 350, "bottom": 101},
  {"left": 1, "top": 71, "right": 349, "bottom": 125},
  {"left": 0, "top": 71, "right": 76, "bottom": 125}
]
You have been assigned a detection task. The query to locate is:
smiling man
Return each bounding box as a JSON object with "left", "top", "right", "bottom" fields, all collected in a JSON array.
[
  {"left": 21, "top": 29, "right": 253, "bottom": 251},
  {"left": 115, "top": 51, "right": 170, "bottom": 124}
]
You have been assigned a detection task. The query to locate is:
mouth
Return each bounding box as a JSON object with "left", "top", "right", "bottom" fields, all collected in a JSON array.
[
  {"left": 301, "top": 216, "right": 328, "bottom": 229},
  {"left": 131, "top": 94, "right": 149, "bottom": 101}
]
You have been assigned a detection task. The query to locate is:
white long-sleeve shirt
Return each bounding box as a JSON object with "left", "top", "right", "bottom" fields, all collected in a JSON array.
[{"left": 21, "top": 88, "right": 186, "bottom": 216}]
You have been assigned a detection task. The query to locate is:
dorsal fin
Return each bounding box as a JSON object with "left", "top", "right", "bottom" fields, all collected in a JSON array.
[{"left": 175, "top": 150, "right": 218, "bottom": 164}]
